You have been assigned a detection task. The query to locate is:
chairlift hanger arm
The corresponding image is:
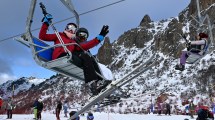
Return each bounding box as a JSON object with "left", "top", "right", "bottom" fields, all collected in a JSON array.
[{"left": 60, "top": 0, "right": 80, "bottom": 27}]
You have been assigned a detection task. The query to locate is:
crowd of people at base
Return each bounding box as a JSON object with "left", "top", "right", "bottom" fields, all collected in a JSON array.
[
  {"left": 0, "top": 96, "right": 95, "bottom": 120},
  {"left": 147, "top": 99, "right": 215, "bottom": 120}
]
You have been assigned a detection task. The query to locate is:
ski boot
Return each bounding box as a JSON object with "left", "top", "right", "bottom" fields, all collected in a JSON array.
[
  {"left": 96, "top": 80, "right": 112, "bottom": 93},
  {"left": 85, "top": 80, "right": 98, "bottom": 96},
  {"left": 175, "top": 64, "right": 185, "bottom": 71}
]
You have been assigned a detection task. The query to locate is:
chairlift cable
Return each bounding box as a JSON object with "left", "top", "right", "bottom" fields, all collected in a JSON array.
[{"left": 0, "top": 0, "right": 126, "bottom": 44}]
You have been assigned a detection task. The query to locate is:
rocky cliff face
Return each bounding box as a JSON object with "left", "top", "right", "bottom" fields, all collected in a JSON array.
[{"left": 98, "top": 0, "right": 215, "bottom": 65}]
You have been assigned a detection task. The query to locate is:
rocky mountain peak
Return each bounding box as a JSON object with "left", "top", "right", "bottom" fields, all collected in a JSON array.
[{"left": 139, "top": 14, "right": 152, "bottom": 27}]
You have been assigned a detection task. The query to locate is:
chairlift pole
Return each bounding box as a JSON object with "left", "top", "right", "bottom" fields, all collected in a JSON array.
[
  {"left": 196, "top": 0, "right": 202, "bottom": 33},
  {"left": 195, "top": 0, "right": 214, "bottom": 47},
  {"left": 205, "top": 15, "right": 214, "bottom": 47}
]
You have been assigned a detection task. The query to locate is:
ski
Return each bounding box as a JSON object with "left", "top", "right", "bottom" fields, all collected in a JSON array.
[{"left": 69, "top": 54, "right": 163, "bottom": 120}]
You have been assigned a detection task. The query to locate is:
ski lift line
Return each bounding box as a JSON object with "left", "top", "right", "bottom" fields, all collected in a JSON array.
[{"left": 0, "top": 0, "right": 126, "bottom": 44}]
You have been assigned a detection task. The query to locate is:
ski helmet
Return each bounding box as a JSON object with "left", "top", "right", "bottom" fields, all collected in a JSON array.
[{"left": 76, "top": 27, "right": 89, "bottom": 40}]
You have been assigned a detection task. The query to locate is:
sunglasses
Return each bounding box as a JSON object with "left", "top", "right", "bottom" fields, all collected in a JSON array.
[{"left": 66, "top": 24, "right": 77, "bottom": 33}]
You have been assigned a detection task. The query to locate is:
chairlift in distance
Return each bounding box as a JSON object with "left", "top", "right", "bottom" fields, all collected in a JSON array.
[{"left": 184, "top": 0, "right": 214, "bottom": 64}]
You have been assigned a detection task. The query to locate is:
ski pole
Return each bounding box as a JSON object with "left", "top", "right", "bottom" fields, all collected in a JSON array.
[{"left": 39, "top": 2, "right": 72, "bottom": 57}]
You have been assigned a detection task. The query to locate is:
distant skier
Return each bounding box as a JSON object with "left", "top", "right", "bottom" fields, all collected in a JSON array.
[
  {"left": 37, "top": 99, "right": 43, "bottom": 120},
  {"left": 175, "top": 33, "right": 208, "bottom": 71},
  {"left": 0, "top": 97, "right": 3, "bottom": 109},
  {"left": 189, "top": 100, "right": 195, "bottom": 119},
  {"left": 55, "top": 100, "right": 62, "bottom": 120},
  {"left": 32, "top": 98, "right": 39, "bottom": 120},
  {"left": 63, "top": 100, "right": 69, "bottom": 117},
  {"left": 165, "top": 102, "right": 171, "bottom": 116},
  {"left": 5, "top": 97, "right": 15, "bottom": 119}
]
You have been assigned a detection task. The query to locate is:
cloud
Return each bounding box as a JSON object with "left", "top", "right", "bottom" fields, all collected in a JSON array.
[
  {"left": 0, "top": 73, "right": 17, "bottom": 85},
  {"left": 0, "top": 58, "right": 16, "bottom": 84},
  {"left": 0, "top": 58, "right": 13, "bottom": 74}
]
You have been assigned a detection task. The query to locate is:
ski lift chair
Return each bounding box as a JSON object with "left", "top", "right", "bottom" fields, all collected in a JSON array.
[
  {"left": 16, "top": 0, "right": 107, "bottom": 82},
  {"left": 186, "top": 40, "right": 210, "bottom": 64},
  {"left": 31, "top": 36, "right": 85, "bottom": 81},
  {"left": 16, "top": 35, "right": 107, "bottom": 82}
]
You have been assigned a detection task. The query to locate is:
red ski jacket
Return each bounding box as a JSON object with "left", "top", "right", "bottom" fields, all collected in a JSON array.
[
  {"left": 0, "top": 99, "right": 3, "bottom": 107},
  {"left": 39, "top": 23, "right": 100, "bottom": 60}
]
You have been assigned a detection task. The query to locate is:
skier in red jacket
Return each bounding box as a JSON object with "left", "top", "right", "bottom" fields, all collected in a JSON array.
[
  {"left": 0, "top": 97, "right": 3, "bottom": 109},
  {"left": 39, "top": 14, "right": 109, "bottom": 95}
]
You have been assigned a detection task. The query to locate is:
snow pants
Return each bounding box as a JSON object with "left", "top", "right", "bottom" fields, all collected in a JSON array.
[
  {"left": 7, "top": 110, "right": 12, "bottom": 119},
  {"left": 37, "top": 110, "right": 42, "bottom": 120},
  {"left": 34, "top": 108, "right": 37, "bottom": 119},
  {"left": 72, "top": 52, "right": 102, "bottom": 83},
  {"left": 56, "top": 109, "right": 61, "bottom": 120},
  {"left": 180, "top": 51, "right": 200, "bottom": 65}
]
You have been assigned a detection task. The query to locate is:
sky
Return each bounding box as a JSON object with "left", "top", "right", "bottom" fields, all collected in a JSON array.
[
  {"left": 0, "top": 112, "right": 197, "bottom": 120},
  {"left": 0, "top": 0, "right": 190, "bottom": 84}
]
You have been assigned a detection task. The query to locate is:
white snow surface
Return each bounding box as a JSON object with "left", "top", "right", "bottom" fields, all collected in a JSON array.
[{"left": 0, "top": 112, "right": 197, "bottom": 120}]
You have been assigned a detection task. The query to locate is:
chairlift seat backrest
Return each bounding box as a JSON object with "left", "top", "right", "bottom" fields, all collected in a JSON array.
[
  {"left": 186, "top": 39, "right": 210, "bottom": 64},
  {"left": 32, "top": 37, "right": 53, "bottom": 61},
  {"left": 202, "top": 39, "right": 209, "bottom": 55},
  {"left": 31, "top": 37, "right": 86, "bottom": 81}
]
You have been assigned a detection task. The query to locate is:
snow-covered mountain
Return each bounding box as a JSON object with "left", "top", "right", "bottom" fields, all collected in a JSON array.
[
  {"left": 0, "top": 77, "right": 46, "bottom": 99},
  {"left": 1, "top": 0, "right": 215, "bottom": 114}
]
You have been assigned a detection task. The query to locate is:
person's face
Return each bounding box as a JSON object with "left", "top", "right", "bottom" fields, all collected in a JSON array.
[
  {"left": 66, "top": 24, "right": 77, "bottom": 34},
  {"left": 196, "top": 35, "right": 200, "bottom": 40}
]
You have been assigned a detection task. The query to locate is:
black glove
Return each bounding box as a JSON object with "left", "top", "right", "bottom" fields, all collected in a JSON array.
[
  {"left": 186, "top": 40, "right": 191, "bottom": 50},
  {"left": 42, "top": 14, "right": 53, "bottom": 26},
  {"left": 97, "top": 25, "right": 109, "bottom": 42},
  {"left": 99, "top": 25, "right": 109, "bottom": 37}
]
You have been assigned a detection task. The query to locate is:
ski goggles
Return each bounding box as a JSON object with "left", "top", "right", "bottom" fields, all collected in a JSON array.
[
  {"left": 77, "top": 32, "right": 88, "bottom": 39},
  {"left": 66, "top": 24, "right": 77, "bottom": 33}
]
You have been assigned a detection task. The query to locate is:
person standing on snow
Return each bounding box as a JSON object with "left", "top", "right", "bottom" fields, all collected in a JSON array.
[
  {"left": 0, "top": 97, "right": 3, "bottom": 109},
  {"left": 189, "top": 100, "right": 195, "bottom": 119},
  {"left": 55, "top": 100, "right": 62, "bottom": 120},
  {"left": 63, "top": 100, "right": 69, "bottom": 117},
  {"left": 165, "top": 102, "right": 171, "bottom": 115},
  {"left": 5, "top": 97, "right": 15, "bottom": 119},
  {"left": 37, "top": 99, "right": 43, "bottom": 120},
  {"left": 32, "top": 98, "right": 39, "bottom": 120},
  {"left": 39, "top": 14, "right": 109, "bottom": 95}
]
